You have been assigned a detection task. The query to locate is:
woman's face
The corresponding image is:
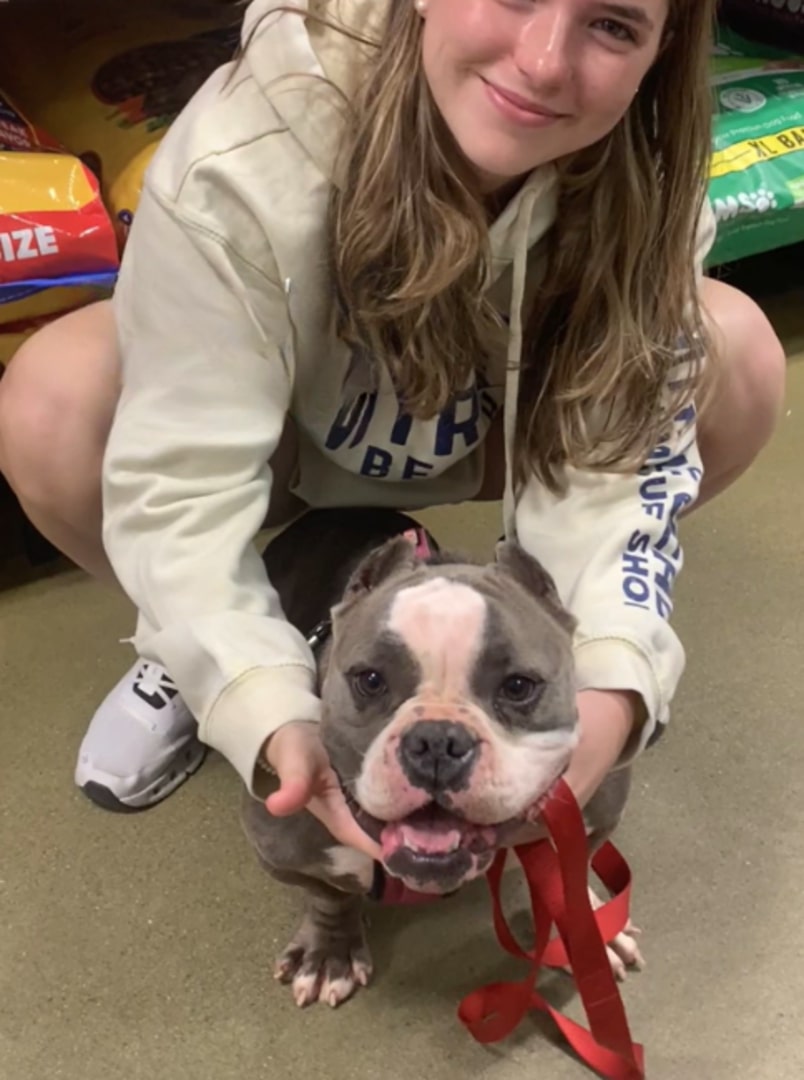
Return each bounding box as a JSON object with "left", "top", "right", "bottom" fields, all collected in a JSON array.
[{"left": 419, "top": 0, "right": 669, "bottom": 192}]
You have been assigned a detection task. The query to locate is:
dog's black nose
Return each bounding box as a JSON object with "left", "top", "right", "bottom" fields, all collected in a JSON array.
[{"left": 399, "top": 721, "right": 479, "bottom": 792}]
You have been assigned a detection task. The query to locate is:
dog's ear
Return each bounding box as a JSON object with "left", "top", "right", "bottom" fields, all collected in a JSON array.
[
  {"left": 342, "top": 534, "right": 419, "bottom": 601},
  {"left": 494, "top": 541, "right": 576, "bottom": 635}
]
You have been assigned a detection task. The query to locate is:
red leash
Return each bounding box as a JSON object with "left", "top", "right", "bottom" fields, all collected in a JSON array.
[
  {"left": 458, "top": 779, "right": 645, "bottom": 1079},
  {"left": 402, "top": 528, "right": 642, "bottom": 1072}
]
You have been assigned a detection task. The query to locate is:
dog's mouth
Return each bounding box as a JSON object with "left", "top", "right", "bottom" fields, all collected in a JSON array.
[
  {"left": 342, "top": 781, "right": 561, "bottom": 889},
  {"left": 341, "top": 785, "right": 490, "bottom": 847},
  {"left": 379, "top": 802, "right": 499, "bottom": 859}
]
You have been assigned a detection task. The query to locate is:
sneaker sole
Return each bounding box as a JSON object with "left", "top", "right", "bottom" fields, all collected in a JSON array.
[{"left": 80, "top": 739, "right": 208, "bottom": 813}]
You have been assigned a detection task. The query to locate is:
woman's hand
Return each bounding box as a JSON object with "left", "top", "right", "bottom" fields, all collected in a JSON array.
[
  {"left": 505, "top": 688, "right": 643, "bottom": 846},
  {"left": 263, "top": 721, "right": 382, "bottom": 860}
]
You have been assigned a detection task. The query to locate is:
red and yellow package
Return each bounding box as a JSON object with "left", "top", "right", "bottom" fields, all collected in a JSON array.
[
  {"left": 0, "top": 91, "right": 118, "bottom": 365},
  {"left": 0, "top": 0, "right": 240, "bottom": 366},
  {"left": 1, "top": 148, "right": 120, "bottom": 288},
  {"left": 0, "top": 0, "right": 240, "bottom": 250}
]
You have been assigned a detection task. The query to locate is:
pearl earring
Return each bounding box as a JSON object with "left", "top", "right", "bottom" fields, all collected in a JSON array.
[{"left": 414, "top": 0, "right": 427, "bottom": 13}]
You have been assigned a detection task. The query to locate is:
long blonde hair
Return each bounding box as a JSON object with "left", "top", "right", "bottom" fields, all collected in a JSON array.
[
  {"left": 518, "top": 3, "right": 717, "bottom": 486},
  {"left": 253, "top": 1, "right": 717, "bottom": 489}
]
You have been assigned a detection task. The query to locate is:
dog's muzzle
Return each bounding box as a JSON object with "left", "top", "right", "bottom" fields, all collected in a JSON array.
[{"left": 340, "top": 774, "right": 565, "bottom": 897}]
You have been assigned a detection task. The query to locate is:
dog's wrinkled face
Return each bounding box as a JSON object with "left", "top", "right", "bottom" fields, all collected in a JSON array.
[{"left": 320, "top": 539, "right": 578, "bottom": 895}]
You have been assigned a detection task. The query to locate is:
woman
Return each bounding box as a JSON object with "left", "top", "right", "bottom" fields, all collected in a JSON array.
[{"left": 0, "top": 0, "right": 785, "bottom": 856}]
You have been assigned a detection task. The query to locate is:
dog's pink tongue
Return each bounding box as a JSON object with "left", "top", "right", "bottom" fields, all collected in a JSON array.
[{"left": 380, "top": 808, "right": 463, "bottom": 858}]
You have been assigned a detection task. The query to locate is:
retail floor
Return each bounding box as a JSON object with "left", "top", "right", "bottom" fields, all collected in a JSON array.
[{"left": 1, "top": 281, "right": 802, "bottom": 1080}]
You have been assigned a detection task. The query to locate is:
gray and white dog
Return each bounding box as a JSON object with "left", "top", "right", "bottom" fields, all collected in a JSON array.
[{"left": 241, "top": 509, "right": 641, "bottom": 1009}]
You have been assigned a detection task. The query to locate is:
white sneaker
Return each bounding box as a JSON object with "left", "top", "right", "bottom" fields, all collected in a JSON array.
[{"left": 75, "top": 660, "right": 207, "bottom": 812}]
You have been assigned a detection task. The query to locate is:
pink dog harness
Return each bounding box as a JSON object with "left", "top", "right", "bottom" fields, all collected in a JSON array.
[{"left": 404, "top": 527, "right": 434, "bottom": 561}]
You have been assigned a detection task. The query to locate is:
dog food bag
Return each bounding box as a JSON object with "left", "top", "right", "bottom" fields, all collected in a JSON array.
[
  {"left": 0, "top": 91, "right": 119, "bottom": 367},
  {"left": 0, "top": 0, "right": 241, "bottom": 250},
  {"left": 707, "top": 23, "right": 804, "bottom": 266}
]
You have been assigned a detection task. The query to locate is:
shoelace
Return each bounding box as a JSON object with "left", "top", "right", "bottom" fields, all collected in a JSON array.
[{"left": 459, "top": 779, "right": 645, "bottom": 1079}]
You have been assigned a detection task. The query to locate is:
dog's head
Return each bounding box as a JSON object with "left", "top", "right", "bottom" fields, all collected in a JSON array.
[{"left": 319, "top": 537, "right": 578, "bottom": 895}]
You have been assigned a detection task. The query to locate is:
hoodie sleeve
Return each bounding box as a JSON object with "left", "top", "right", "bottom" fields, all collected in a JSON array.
[
  {"left": 514, "top": 399, "right": 703, "bottom": 763},
  {"left": 103, "top": 182, "right": 321, "bottom": 795},
  {"left": 512, "top": 197, "right": 715, "bottom": 762}
]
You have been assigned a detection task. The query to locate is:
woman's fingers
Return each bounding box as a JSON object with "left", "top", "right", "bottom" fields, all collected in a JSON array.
[
  {"left": 263, "top": 722, "right": 321, "bottom": 815},
  {"left": 265, "top": 775, "right": 314, "bottom": 817},
  {"left": 307, "top": 788, "right": 383, "bottom": 860},
  {"left": 263, "top": 720, "right": 382, "bottom": 859}
]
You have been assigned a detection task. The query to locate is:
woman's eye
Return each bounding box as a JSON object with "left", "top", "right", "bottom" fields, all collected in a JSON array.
[
  {"left": 353, "top": 670, "right": 387, "bottom": 697},
  {"left": 498, "top": 674, "right": 543, "bottom": 705},
  {"left": 593, "top": 18, "right": 637, "bottom": 43}
]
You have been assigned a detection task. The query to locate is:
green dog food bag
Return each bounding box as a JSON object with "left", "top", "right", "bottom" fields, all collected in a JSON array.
[{"left": 707, "top": 24, "right": 804, "bottom": 267}]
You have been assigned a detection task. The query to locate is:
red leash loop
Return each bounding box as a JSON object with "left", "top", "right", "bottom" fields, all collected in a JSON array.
[{"left": 458, "top": 779, "right": 645, "bottom": 1079}]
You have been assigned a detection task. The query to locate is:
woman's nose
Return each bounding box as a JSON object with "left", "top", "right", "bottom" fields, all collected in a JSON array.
[{"left": 514, "top": 6, "right": 574, "bottom": 95}]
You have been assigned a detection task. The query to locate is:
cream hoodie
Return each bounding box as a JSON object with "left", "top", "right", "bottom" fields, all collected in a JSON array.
[{"left": 103, "top": 0, "right": 716, "bottom": 794}]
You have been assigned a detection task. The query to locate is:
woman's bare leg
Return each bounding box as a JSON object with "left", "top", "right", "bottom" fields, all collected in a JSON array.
[
  {"left": 695, "top": 277, "right": 787, "bottom": 508},
  {"left": 0, "top": 301, "right": 119, "bottom": 583}
]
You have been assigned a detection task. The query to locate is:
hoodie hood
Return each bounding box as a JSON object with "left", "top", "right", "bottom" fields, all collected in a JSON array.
[
  {"left": 242, "top": 0, "right": 384, "bottom": 188},
  {"left": 241, "top": 0, "right": 559, "bottom": 275}
]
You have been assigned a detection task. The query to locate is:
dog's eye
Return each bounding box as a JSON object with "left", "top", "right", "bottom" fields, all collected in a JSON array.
[
  {"left": 353, "top": 669, "right": 387, "bottom": 697},
  {"left": 499, "top": 674, "right": 542, "bottom": 705}
]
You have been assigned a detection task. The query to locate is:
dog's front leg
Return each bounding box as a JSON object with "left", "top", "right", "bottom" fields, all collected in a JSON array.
[
  {"left": 240, "top": 789, "right": 375, "bottom": 1008},
  {"left": 584, "top": 766, "right": 645, "bottom": 981},
  {"left": 271, "top": 870, "right": 372, "bottom": 1008},
  {"left": 584, "top": 878, "right": 645, "bottom": 982}
]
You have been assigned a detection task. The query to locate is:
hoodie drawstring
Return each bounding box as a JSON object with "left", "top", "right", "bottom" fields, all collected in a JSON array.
[{"left": 502, "top": 185, "right": 541, "bottom": 542}]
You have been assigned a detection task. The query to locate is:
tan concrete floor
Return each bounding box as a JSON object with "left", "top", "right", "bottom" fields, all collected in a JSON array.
[{"left": 1, "top": 289, "right": 803, "bottom": 1080}]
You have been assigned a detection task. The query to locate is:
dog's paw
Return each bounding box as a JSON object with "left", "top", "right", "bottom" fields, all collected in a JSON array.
[
  {"left": 605, "top": 921, "right": 645, "bottom": 982},
  {"left": 274, "top": 908, "right": 373, "bottom": 1008},
  {"left": 588, "top": 886, "right": 645, "bottom": 983}
]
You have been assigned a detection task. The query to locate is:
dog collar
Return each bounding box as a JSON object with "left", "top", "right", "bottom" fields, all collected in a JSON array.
[{"left": 306, "top": 619, "right": 332, "bottom": 653}]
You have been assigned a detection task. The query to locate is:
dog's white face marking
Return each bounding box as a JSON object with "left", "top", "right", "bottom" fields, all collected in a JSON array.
[
  {"left": 387, "top": 578, "right": 487, "bottom": 697},
  {"left": 353, "top": 575, "right": 577, "bottom": 828}
]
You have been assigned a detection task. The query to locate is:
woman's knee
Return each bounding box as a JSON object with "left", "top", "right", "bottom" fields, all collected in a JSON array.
[
  {"left": 0, "top": 301, "right": 120, "bottom": 510},
  {"left": 699, "top": 277, "right": 787, "bottom": 455}
]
